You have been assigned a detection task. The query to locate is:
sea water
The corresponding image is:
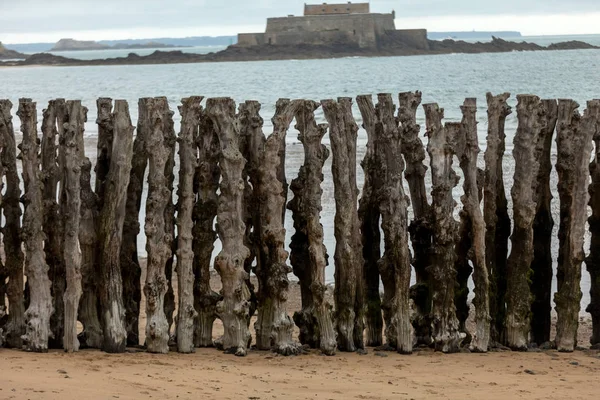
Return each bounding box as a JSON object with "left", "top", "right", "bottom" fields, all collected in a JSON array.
[{"left": 1, "top": 43, "right": 600, "bottom": 311}]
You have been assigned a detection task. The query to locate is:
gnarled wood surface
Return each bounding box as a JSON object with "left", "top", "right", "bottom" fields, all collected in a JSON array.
[{"left": 587, "top": 99, "right": 600, "bottom": 346}]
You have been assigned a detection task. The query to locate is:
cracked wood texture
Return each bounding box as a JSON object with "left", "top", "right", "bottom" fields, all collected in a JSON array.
[
  {"left": 192, "top": 107, "right": 221, "bottom": 347},
  {"left": 19, "top": 98, "right": 53, "bottom": 352},
  {"left": 98, "top": 100, "right": 134, "bottom": 353},
  {"left": 207, "top": 97, "right": 252, "bottom": 356},
  {"left": 41, "top": 99, "right": 65, "bottom": 349},
  {"left": 531, "top": 99, "right": 558, "bottom": 345},
  {"left": 484, "top": 92, "right": 512, "bottom": 345},
  {"left": 143, "top": 97, "right": 174, "bottom": 354},
  {"left": 455, "top": 98, "right": 490, "bottom": 352},
  {"left": 61, "top": 100, "right": 85, "bottom": 352},
  {"left": 555, "top": 99, "right": 597, "bottom": 352},
  {"left": 322, "top": 97, "right": 365, "bottom": 352},
  {"left": 0, "top": 100, "right": 25, "bottom": 349},
  {"left": 254, "top": 99, "right": 302, "bottom": 355},
  {"left": 288, "top": 100, "right": 336, "bottom": 356},
  {"left": 505, "top": 95, "right": 543, "bottom": 351},
  {"left": 398, "top": 91, "right": 433, "bottom": 347},
  {"left": 176, "top": 97, "right": 202, "bottom": 353},
  {"left": 356, "top": 95, "right": 383, "bottom": 347},
  {"left": 587, "top": 99, "right": 600, "bottom": 346},
  {"left": 424, "top": 104, "right": 463, "bottom": 353}
]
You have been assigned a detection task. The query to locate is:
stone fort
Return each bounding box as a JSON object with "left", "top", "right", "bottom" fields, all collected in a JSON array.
[{"left": 237, "top": 2, "right": 429, "bottom": 50}]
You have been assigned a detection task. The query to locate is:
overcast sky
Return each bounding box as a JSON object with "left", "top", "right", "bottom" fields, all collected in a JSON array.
[{"left": 1, "top": 0, "right": 599, "bottom": 43}]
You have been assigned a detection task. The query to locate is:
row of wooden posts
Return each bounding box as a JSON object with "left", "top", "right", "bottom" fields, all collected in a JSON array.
[{"left": 0, "top": 93, "right": 599, "bottom": 356}]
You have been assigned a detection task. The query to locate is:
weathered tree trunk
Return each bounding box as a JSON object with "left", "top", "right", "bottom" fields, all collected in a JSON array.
[
  {"left": 0, "top": 103, "right": 7, "bottom": 345},
  {"left": 95, "top": 98, "right": 114, "bottom": 208},
  {"left": 192, "top": 109, "right": 221, "bottom": 348},
  {"left": 0, "top": 100, "right": 25, "bottom": 349},
  {"left": 587, "top": 100, "right": 600, "bottom": 347},
  {"left": 484, "top": 92, "right": 512, "bottom": 345},
  {"left": 505, "top": 95, "right": 543, "bottom": 350},
  {"left": 398, "top": 91, "right": 433, "bottom": 347},
  {"left": 176, "top": 97, "right": 202, "bottom": 353},
  {"left": 254, "top": 99, "right": 302, "bottom": 355},
  {"left": 531, "top": 99, "right": 558, "bottom": 345},
  {"left": 61, "top": 100, "right": 85, "bottom": 352},
  {"left": 373, "top": 94, "right": 412, "bottom": 354},
  {"left": 455, "top": 98, "right": 490, "bottom": 352},
  {"left": 206, "top": 97, "right": 252, "bottom": 356},
  {"left": 454, "top": 208, "right": 473, "bottom": 343},
  {"left": 41, "top": 99, "right": 65, "bottom": 349},
  {"left": 424, "top": 104, "right": 463, "bottom": 353},
  {"left": 98, "top": 100, "right": 134, "bottom": 353},
  {"left": 143, "top": 97, "right": 173, "bottom": 354},
  {"left": 322, "top": 97, "right": 365, "bottom": 352},
  {"left": 288, "top": 100, "right": 336, "bottom": 356},
  {"left": 119, "top": 99, "right": 149, "bottom": 347},
  {"left": 555, "top": 99, "right": 597, "bottom": 352},
  {"left": 19, "top": 98, "right": 53, "bottom": 352},
  {"left": 356, "top": 95, "right": 383, "bottom": 347}
]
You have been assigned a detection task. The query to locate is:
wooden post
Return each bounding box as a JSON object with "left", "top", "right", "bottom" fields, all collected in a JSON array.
[
  {"left": 555, "top": 99, "right": 597, "bottom": 352},
  {"left": 587, "top": 100, "right": 600, "bottom": 347},
  {"left": 61, "top": 100, "right": 85, "bottom": 352},
  {"left": 398, "top": 91, "right": 433, "bottom": 346},
  {"left": 531, "top": 99, "right": 558, "bottom": 345},
  {"left": 254, "top": 99, "right": 302, "bottom": 355},
  {"left": 41, "top": 99, "right": 65, "bottom": 349},
  {"left": 484, "top": 92, "right": 512, "bottom": 344},
  {"left": 288, "top": 99, "right": 336, "bottom": 356},
  {"left": 356, "top": 95, "right": 383, "bottom": 347},
  {"left": 206, "top": 97, "right": 252, "bottom": 356},
  {"left": 192, "top": 108, "right": 221, "bottom": 347},
  {"left": 95, "top": 98, "right": 113, "bottom": 207},
  {"left": 505, "top": 95, "right": 544, "bottom": 351},
  {"left": 0, "top": 100, "right": 25, "bottom": 349},
  {"left": 98, "top": 100, "right": 134, "bottom": 353},
  {"left": 175, "top": 97, "right": 202, "bottom": 353},
  {"left": 19, "top": 98, "right": 53, "bottom": 352},
  {"left": 455, "top": 98, "right": 490, "bottom": 352},
  {"left": 424, "top": 104, "right": 463, "bottom": 353},
  {"left": 322, "top": 97, "right": 365, "bottom": 352}
]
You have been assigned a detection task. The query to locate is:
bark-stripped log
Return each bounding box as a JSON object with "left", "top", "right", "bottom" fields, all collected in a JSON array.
[
  {"left": 531, "top": 99, "right": 558, "bottom": 345},
  {"left": 120, "top": 99, "right": 149, "bottom": 346},
  {"left": 98, "top": 100, "right": 134, "bottom": 353},
  {"left": 206, "top": 97, "right": 252, "bottom": 356},
  {"left": 484, "top": 92, "right": 512, "bottom": 344},
  {"left": 356, "top": 95, "right": 383, "bottom": 347},
  {"left": 455, "top": 98, "right": 490, "bottom": 352},
  {"left": 19, "top": 98, "right": 53, "bottom": 352},
  {"left": 398, "top": 91, "right": 433, "bottom": 346},
  {"left": 0, "top": 103, "right": 7, "bottom": 345},
  {"left": 192, "top": 109, "right": 221, "bottom": 347},
  {"left": 95, "top": 98, "right": 114, "bottom": 208},
  {"left": 505, "top": 95, "right": 543, "bottom": 351},
  {"left": 254, "top": 99, "right": 302, "bottom": 355},
  {"left": 144, "top": 97, "right": 173, "bottom": 354},
  {"left": 322, "top": 97, "right": 365, "bottom": 352},
  {"left": 374, "top": 94, "right": 412, "bottom": 354},
  {"left": 176, "top": 97, "right": 202, "bottom": 353},
  {"left": 61, "top": 100, "right": 85, "bottom": 352},
  {"left": 555, "top": 99, "right": 596, "bottom": 352},
  {"left": 587, "top": 100, "right": 600, "bottom": 346},
  {"left": 41, "top": 99, "right": 65, "bottom": 349},
  {"left": 0, "top": 100, "right": 25, "bottom": 349},
  {"left": 424, "top": 105, "right": 463, "bottom": 353},
  {"left": 288, "top": 100, "right": 337, "bottom": 356}
]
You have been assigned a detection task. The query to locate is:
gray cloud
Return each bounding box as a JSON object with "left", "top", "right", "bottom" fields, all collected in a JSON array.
[{"left": 0, "top": 0, "right": 597, "bottom": 34}]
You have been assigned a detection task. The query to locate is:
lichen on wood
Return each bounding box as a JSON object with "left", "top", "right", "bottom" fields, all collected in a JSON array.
[
  {"left": 322, "top": 97, "right": 365, "bottom": 352},
  {"left": 424, "top": 104, "right": 463, "bottom": 353},
  {"left": 555, "top": 99, "right": 596, "bottom": 352},
  {"left": 288, "top": 99, "right": 336, "bottom": 356},
  {"left": 484, "top": 92, "right": 512, "bottom": 345},
  {"left": 19, "top": 98, "right": 53, "bottom": 352}
]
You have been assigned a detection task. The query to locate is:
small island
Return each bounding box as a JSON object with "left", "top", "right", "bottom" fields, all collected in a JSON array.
[
  {"left": 50, "top": 38, "right": 181, "bottom": 52},
  {"left": 0, "top": 42, "right": 27, "bottom": 60}
]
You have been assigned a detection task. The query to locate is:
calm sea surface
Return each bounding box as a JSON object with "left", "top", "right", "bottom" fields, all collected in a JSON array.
[{"left": 2, "top": 37, "right": 600, "bottom": 312}]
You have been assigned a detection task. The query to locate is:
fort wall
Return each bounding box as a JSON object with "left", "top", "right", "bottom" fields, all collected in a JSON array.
[{"left": 304, "top": 2, "right": 370, "bottom": 15}]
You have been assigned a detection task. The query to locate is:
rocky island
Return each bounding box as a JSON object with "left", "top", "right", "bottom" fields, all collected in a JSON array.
[
  {"left": 0, "top": 42, "right": 27, "bottom": 60},
  {"left": 1, "top": 3, "right": 598, "bottom": 66}
]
